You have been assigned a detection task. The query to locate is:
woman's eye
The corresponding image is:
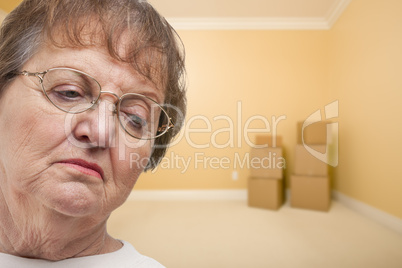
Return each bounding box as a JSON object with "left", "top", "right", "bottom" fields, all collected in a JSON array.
[
  {"left": 51, "top": 85, "right": 85, "bottom": 100},
  {"left": 120, "top": 102, "right": 150, "bottom": 131},
  {"left": 127, "top": 114, "right": 147, "bottom": 129},
  {"left": 58, "top": 90, "right": 80, "bottom": 98}
]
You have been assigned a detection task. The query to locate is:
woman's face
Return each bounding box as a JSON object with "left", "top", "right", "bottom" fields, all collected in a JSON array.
[{"left": 0, "top": 42, "right": 162, "bottom": 220}]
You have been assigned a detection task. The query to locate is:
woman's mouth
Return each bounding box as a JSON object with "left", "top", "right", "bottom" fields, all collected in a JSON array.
[{"left": 57, "top": 159, "right": 104, "bottom": 180}]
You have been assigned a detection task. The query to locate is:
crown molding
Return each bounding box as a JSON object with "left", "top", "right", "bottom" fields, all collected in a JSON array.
[
  {"left": 167, "top": 17, "right": 329, "bottom": 30},
  {"left": 0, "top": 1, "right": 352, "bottom": 30},
  {"left": 167, "top": 0, "right": 352, "bottom": 30}
]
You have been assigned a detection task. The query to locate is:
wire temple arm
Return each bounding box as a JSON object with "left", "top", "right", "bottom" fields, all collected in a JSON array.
[
  {"left": 18, "top": 71, "right": 46, "bottom": 79},
  {"left": 19, "top": 71, "right": 37, "bottom": 76},
  {"left": 158, "top": 122, "right": 174, "bottom": 133}
]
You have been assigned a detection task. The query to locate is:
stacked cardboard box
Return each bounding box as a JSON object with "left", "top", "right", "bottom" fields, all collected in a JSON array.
[
  {"left": 248, "top": 135, "right": 285, "bottom": 210},
  {"left": 291, "top": 122, "right": 331, "bottom": 211}
]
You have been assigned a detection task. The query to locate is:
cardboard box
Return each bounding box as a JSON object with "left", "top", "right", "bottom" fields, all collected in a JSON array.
[
  {"left": 297, "top": 121, "right": 330, "bottom": 145},
  {"left": 294, "top": 144, "right": 328, "bottom": 176},
  {"left": 254, "top": 135, "right": 282, "bottom": 148},
  {"left": 249, "top": 147, "right": 284, "bottom": 179},
  {"left": 290, "top": 175, "right": 331, "bottom": 211},
  {"left": 248, "top": 177, "right": 284, "bottom": 210}
]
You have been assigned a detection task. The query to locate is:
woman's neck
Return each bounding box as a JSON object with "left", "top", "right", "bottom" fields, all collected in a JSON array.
[{"left": 0, "top": 191, "right": 122, "bottom": 261}]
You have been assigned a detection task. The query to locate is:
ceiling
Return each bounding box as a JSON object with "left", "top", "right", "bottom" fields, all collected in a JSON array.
[{"left": 0, "top": 0, "right": 351, "bottom": 29}]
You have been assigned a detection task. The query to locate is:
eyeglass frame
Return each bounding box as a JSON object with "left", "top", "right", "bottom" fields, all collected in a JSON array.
[{"left": 18, "top": 67, "right": 174, "bottom": 140}]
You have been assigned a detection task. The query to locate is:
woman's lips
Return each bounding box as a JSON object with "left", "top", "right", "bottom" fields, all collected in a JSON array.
[{"left": 57, "top": 159, "right": 104, "bottom": 180}]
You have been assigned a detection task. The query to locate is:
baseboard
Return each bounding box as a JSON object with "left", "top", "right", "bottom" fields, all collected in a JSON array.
[
  {"left": 128, "top": 189, "right": 247, "bottom": 201},
  {"left": 333, "top": 190, "right": 402, "bottom": 235}
]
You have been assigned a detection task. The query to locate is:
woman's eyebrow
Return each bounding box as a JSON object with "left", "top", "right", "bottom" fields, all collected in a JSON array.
[
  {"left": 134, "top": 89, "right": 164, "bottom": 104},
  {"left": 121, "top": 80, "right": 164, "bottom": 103}
]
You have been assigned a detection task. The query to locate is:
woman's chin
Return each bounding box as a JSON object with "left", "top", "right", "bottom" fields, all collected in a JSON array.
[{"left": 43, "top": 181, "right": 103, "bottom": 218}]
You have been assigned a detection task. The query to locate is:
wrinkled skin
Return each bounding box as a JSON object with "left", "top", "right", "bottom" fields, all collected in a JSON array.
[{"left": 0, "top": 42, "right": 161, "bottom": 260}]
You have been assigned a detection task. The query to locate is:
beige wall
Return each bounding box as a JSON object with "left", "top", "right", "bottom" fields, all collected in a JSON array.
[
  {"left": 328, "top": 0, "right": 402, "bottom": 219},
  {"left": 0, "top": 1, "right": 20, "bottom": 13},
  {"left": 0, "top": 9, "right": 6, "bottom": 23},
  {"left": 137, "top": 0, "right": 402, "bottom": 220},
  {"left": 136, "top": 30, "right": 330, "bottom": 190}
]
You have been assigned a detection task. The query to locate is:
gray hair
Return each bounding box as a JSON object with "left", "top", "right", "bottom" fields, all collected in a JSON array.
[{"left": 0, "top": 0, "right": 186, "bottom": 171}]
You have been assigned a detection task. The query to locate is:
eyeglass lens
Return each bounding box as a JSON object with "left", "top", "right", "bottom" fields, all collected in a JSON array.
[{"left": 40, "top": 68, "right": 169, "bottom": 139}]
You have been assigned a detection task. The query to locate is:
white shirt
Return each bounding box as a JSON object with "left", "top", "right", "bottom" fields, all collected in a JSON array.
[{"left": 0, "top": 240, "right": 165, "bottom": 268}]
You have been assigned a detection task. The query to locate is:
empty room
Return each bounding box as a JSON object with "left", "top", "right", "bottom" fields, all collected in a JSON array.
[{"left": 0, "top": 0, "right": 401, "bottom": 267}]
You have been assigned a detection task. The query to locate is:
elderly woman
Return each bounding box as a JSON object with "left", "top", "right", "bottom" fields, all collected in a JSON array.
[{"left": 0, "top": 0, "right": 185, "bottom": 266}]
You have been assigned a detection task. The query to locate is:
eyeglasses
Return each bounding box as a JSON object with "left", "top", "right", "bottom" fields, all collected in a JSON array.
[{"left": 19, "top": 67, "right": 173, "bottom": 140}]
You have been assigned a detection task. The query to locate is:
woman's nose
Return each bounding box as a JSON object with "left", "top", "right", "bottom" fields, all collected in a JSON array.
[{"left": 67, "top": 99, "right": 117, "bottom": 149}]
